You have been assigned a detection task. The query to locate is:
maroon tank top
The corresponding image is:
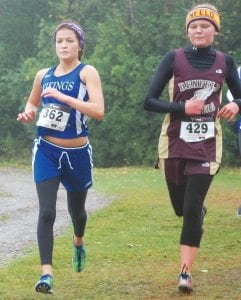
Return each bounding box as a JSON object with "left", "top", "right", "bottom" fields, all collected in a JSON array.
[{"left": 161, "top": 48, "right": 226, "bottom": 162}]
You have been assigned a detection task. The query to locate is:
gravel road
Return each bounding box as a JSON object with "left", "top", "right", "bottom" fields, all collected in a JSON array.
[{"left": 0, "top": 168, "right": 112, "bottom": 266}]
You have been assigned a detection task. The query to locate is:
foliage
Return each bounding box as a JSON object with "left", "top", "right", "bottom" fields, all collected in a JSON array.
[{"left": 0, "top": 0, "right": 241, "bottom": 166}]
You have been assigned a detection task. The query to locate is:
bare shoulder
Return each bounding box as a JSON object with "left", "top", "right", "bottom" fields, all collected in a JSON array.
[
  {"left": 80, "top": 64, "right": 100, "bottom": 83},
  {"left": 35, "top": 68, "right": 50, "bottom": 80},
  {"left": 30, "top": 68, "right": 50, "bottom": 91}
]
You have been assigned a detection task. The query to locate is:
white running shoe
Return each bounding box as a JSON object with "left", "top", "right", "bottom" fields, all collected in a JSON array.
[{"left": 178, "top": 272, "right": 193, "bottom": 293}]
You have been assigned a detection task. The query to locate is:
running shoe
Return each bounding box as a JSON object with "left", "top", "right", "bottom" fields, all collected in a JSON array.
[
  {"left": 237, "top": 204, "right": 241, "bottom": 217},
  {"left": 72, "top": 244, "right": 86, "bottom": 272},
  {"left": 201, "top": 206, "right": 207, "bottom": 236},
  {"left": 35, "top": 274, "right": 53, "bottom": 294},
  {"left": 178, "top": 272, "right": 193, "bottom": 293},
  {"left": 201, "top": 206, "right": 207, "bottom": 227}
]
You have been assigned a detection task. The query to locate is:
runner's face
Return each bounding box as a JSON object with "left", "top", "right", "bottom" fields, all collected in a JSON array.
[
  {"left": 187, "top": 20, "right": 217, "bottom": 48},
  {"left": 55, "top": 28, "right": 80, "bottom": 60}
]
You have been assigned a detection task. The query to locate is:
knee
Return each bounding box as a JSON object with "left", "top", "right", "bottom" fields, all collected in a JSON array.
[{"left": 39, "top": 209, "right": 56, "bottom": 225}]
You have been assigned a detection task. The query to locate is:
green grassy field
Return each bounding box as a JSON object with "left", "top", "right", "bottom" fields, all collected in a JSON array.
[{"left": 1, "top": 166, "right": 241, "bottom": 299}]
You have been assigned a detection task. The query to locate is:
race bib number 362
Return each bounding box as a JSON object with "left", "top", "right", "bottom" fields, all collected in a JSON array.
[
  {"left": 180, "top": 120, "right": 215, "bottom": 143},
  {"left": 37, "top": 104, "right": 71, "bottom": 131}
]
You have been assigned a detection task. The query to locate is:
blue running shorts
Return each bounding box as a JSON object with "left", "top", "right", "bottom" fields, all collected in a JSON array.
[{"left": 32, "top": 137, "right": 93, "bottom": 192}]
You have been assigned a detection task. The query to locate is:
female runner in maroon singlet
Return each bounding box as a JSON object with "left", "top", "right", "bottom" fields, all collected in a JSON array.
[{"left": 144, "top": 3, "right": 241, "bottom": 293}]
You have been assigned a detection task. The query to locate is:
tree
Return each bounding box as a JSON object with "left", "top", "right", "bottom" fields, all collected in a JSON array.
[{"left": 1, "top": 0, "right": 241, "bottom": 166}]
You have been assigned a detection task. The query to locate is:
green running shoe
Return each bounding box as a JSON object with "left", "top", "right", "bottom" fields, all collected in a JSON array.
[
  {"left": 72, "top": 244, "right": 86, "bottom": 272},
  {"left": 35, "top": 274, "right": 53, "bottom": 294}
]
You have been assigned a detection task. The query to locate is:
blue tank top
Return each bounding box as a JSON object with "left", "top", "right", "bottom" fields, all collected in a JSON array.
[{"left": 37, "top": 63, "right": 89, "bottom": 138}]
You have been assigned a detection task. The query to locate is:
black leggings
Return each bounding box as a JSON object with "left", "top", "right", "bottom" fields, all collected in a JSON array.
[
  {"left": 166, "top": 174, "right": 213, "bottom": 247},
  {"left": 36, "top": 177, "right": 88, "bottom": 265}
]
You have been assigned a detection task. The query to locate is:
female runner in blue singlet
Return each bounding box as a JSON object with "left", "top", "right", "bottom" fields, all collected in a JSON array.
[{"left": 17, "top": 21, "right": 104, "bottom": 294}]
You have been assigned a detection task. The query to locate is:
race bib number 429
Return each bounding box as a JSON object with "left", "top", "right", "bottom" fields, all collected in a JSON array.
[
  {"left": 180, "top": 120, "right": 215, "bottom": 143},
  {"left": 37, "top": 104, "right": 71, "bottom": 131}
]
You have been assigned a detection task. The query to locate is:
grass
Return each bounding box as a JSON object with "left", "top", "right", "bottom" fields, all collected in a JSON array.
[
  {"left": 0, "top": 214, "right": 9, "bottom": 222},
  {"left": 1, "top": 166, "right": 241, "bottom": 299}
]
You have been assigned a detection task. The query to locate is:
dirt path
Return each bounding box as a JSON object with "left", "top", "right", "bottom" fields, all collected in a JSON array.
[{"left": 0, "top": 168, "right": 112, "bottom": 266}]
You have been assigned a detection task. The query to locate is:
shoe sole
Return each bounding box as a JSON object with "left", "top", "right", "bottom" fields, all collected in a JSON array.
[
  {"left": 178, "top": 285, "right": 193, "bottom": 293},
  {"left": 35, "top": 282, "right": 53, "bottom": 294}
]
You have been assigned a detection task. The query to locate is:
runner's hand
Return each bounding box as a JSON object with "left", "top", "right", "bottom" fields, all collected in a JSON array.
[
  {"left": 41, "top": 87, "right": 67, "bottom": 103},
  {"left": 217, "top": 102, "right": 239, "bottom": 121},
  {"left": 185, "top": 97, "right": 205, "bottom": 116},
  {"left": 17, "top": 111, "right": 36, "bottom": 123}
]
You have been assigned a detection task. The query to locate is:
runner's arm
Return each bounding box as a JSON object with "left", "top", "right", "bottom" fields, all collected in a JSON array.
[
  {"left": 224, "top": 55, "right": 241, "bottom": 111},
  {"left": 17, "top": 69, "right": 47, "bottom": 123},
  {"left": 144, "top": 51, "right": 185, "bottom": 114},
  {"left": 217, "top": 55, "right": 241, "bottom": 120}
]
